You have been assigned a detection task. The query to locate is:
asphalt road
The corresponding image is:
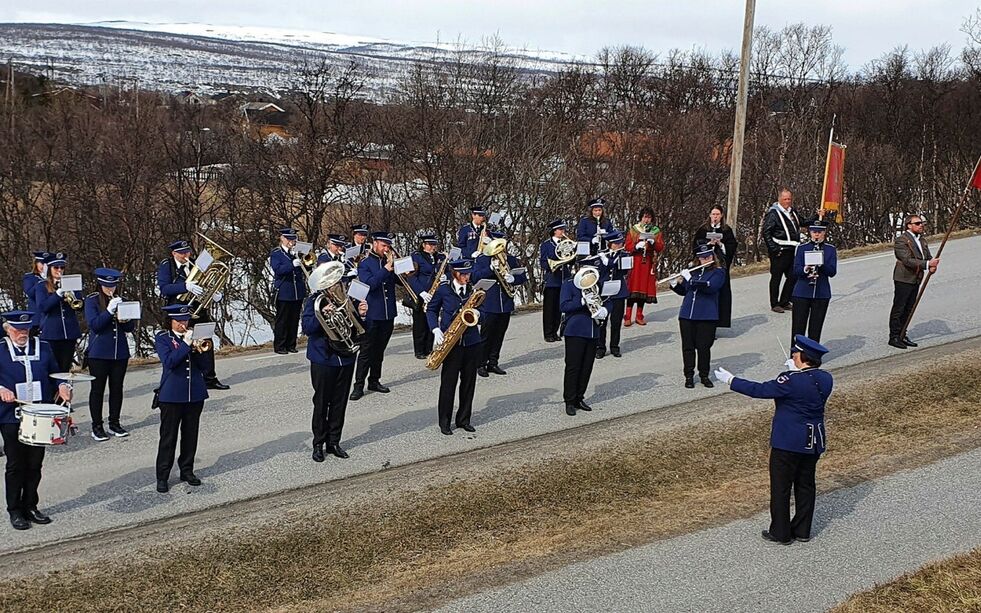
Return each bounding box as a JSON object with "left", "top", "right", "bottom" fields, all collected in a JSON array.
[{"left": 4, "top": 235, "right": 979, "bottom": 553}]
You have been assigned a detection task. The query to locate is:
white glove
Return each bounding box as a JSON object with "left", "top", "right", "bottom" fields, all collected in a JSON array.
[
  {"left": 599, "top": 254, "right": 609, "bottom": 266},
  {"left": 107, "top": 297, "right": 122, "bottom": 314},
  {"left": 186, "top": 281, "right": 205, "bottom": 296},
  {"left": 784, "top": 358, "right": 799, "bottom": 371},
  {"left": 481, "top": 235, "right": 492, "bottom": 245},
  {"left": 55, "top": 287, "right": 67, "bottom": 297},
  {"left": 420, "top": 291, "right": 432, "bottom": 303},
  {"left": 345, "top": 269, "right": 357, "bottom": 278},
  {"left": 598, "top": 228, "right": 607, "bottom": 235},
  {"left": 471, "top": 250, "right": 481, "bottom": 258},
  {"left": 680, "top": 269, "right": 692, "bottom": 281},
  {"left": 181, "top": 330, "right": 194, "bottom": 345},
  {"left": 591, "top": 235, "right": 601, "bottom": 244},
  {"left": 504, "top": 274, "right": 515, "bottom": 284},
  {"left": 594, "top": 306, "right": 609, "bottom": 320},
  {"left": 213, "top": 291, "right": 223, "bottom": 303},
  {"left": 432, "top": 328, "right": 444, "bottom": 346},
  {"left": 635, "top": 243, "right": 646, "bottom": 252},
  {"left": 292, "top": 258, "right": 302, "bottom": 267},
  {"left": 669, "top": 277, "right": 679, "bottom": 288},
  {"left": 713, "top": 367, "right": 734, "bottom": 385},
  {"left": 490, "top": 259, "right": 500, "bottom": 270}
]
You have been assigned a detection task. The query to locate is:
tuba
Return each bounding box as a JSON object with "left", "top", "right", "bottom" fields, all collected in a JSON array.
[
  {"left": 548, "top": 238, "right": 577, "bottom": 272},
  {"left": 308, "top": 261, "right": 366, "bottom": 356},
  {"left": 573, "top": 265, "right": 605, "bottom": 322},
  {"left": 482, "top": 238, "right": 515, "bottom": 298},
  {"left": 426, "top": 285, "right": 487, "bottom": 370},
  {"left": 177, "top": 233, "right": 235, "bottom": 319}
]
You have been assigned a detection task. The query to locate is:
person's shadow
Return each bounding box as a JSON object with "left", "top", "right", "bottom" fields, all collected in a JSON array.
[
  {"left": 589, "top": 373, "right": 662, "bottom": 404},
  {"left": 822, "top": 335, "right": 866, "bottom": 361},
  {"left": 808, "top": 479, "right": 873, "bottom": 538},
  {"left": 908, "top": 319, "right": 955, "bottom": 340},
  {"left": 729, "top": 314, "right": 768, "bottom": 336}
]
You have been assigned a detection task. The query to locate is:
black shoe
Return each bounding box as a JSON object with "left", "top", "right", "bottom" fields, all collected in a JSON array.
[
  {"left": 458, "top": 424, "right": 476, "bottom": 433},
  {"left": 312, "top": 445, "right": 325, "bottom": 463},
  {"left": 477, "top": 367, "right": 489, "bottom": 378},
  {"left": 565, "top": 403, "right": 577, "bottom": 416},
  {"left": 414, "top": 353, "right": 426, "bottom": 360},
  {"left": 761, "top": 530, "right": 793, "bottom": 545},
  {"left": 545, "top": 336, "right": 559, "bottom": 343},
  {"left": 91, "top": 424, "right": 110, "bottom": 442},
  {"left": 207, "top": 380, "right": 230, "bottom": 390},
  {"left": 782, "top": 302, "right": 793, "bottom": 311},
  {"left": 902, "top": 337, "right": 918, "bottom": 347},
  {"left": 794, "top": 535, "right": 811, "bottom": 543},
  {"left": 610, "top": 347, "right": 622, "bottom": 358},
  {"left": 888, "top": 338, "right": 908, "bottom": 349},
  {"left": 274, "top": 349, "right": 289, "bottom": 355},
  {"left": 770, "top": 306, "right": 785, "bottom": 313},
  {"left": 367, "top": 382, "right": 390, "bottom": 393},
  {"left": 596, "top": 347, "right": 606, "bottom": 359},
  {"left": 180, "top": 473, "right": 202, "bottom": 486},
  {"left": 700, "top": 376, "right": 714, "bottom": 388},
  {"left": 684, "top": 378, "right": 695, "bottom": 389},
  {"left": 327, "top": 444, "right": 350, "bottom": 459},
  {"left": 288, "top": 348, "right": 299, "bottom": 353},
  {"left": 577, "top": 400, "right": 593, "bottom": 412},
  {"left": 349, "top": 386, "right": 364, "bottom": 401},
  {"left": 9, "top": 512, "right": 30, "bottom": 530},
  {"left": 440, "top": 426, "right": 453, "bottom": 435},
  {"left": 156, "top": 480, "right": 169, "bottom": 493},
  {"left": 108, "top": 424, "right": 129, "bottom": 438},
  {"left": 24, "top": 508, "right": 51, "bottom": 524},
  {"left": 487, "top": 365, "right": 507, "bottom": 375}
]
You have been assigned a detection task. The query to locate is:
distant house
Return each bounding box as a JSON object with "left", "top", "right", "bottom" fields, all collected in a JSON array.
[
  {"left": 176, "top": 91, "right": 212, "bottom": 105},
  {"left": 241, "top": 102, "right": 291, "bottom": 140}
]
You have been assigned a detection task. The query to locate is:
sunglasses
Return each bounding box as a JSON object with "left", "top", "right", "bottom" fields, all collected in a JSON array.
[{"left": 909, "top": 221, "right": 924, "bottom": 226}]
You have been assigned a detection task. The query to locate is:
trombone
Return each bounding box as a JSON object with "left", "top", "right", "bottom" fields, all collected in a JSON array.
[{"left": 387, "top": 246, "right": 420, "bottom": 307}]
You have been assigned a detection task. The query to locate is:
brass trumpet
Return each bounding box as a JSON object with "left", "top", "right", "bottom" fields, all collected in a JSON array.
[
  {"left": 58, "top": 281, "right": 84, "bottom": 311},
  {"left": 192, "top": 338, "right": 213, "bottom": 353}
]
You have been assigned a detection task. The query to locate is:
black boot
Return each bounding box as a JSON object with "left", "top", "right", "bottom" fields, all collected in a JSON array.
[
  {"left": 700, "top": 376, "right": 714, "bottom": 388},
  {"left": 349, "top": 384, "right": 365, "bottom": 400},
  {"left": 312, "top": 444, "right": 325, "bottom": 462},
  {"left": 684, "top": 378, "right": 695, "bottom": 389}
]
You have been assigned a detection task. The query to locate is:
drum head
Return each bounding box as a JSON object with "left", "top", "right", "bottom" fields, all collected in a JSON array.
[{"left": 20, "top": 403, "right": 70, "bottom": 417}]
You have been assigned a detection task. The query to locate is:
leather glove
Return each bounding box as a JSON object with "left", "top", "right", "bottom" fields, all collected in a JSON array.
[
  {"left": 107, "top": 297, "right": 122, "bottom": 314},
  {"left": 784, "top": 358, "right": 799, "bottom": 371},
  {"left": 505, "top": 274, "right": 515, "bottom": 284},
  {"left": 420, "top": 291, "right": 432, "bottom": 303},
  {"left": 55, "top": 287, "right": 67, "bottom": 297},
  {"left": 213, "top": 291, "right": 223, "bottom": 303},
  {"left": 680, "top": 269, "right": 692, "bottom": 281},
  {"left": 713, "top": 367, "right": 734, "bottom": 385},
  {"left": 186, "top": 281, "right": 205, "bottom": 296},
  {"left": 599, "top": 254, "right": 609, "bottom": 266},
  {"left": 594, "top": 306, "right": 609, "bottom": 320},
  {"left": 292, "top": 258, "right": 302, "bottom": 267},
  {"left": 432, "top": 328, "right": 444, "bottom": 346}
]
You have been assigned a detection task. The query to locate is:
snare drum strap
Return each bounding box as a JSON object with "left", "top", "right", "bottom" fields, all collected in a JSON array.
[{"left": 5, "top": 338, "right": 40, "bottom": 397}]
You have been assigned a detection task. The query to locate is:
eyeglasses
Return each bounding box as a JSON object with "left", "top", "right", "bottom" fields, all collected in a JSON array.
[{"left": 909, "top": 221, "right": 924, "bottom": 226}]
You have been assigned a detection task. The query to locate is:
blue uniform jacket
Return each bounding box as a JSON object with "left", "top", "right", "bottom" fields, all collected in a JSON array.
[
  {"left": 301, "top": 295, "right": 357, "bottom": 367},
  {"left": 539, "top": 238, "right": 573, "bottom": 289},
  {"left": 84, "top": 294, "right": 136, "bottom": 361},
  {"left": 35, "top": 283, "right": 82, "bottom": 341},
  {"left": 409, "top": 251, "right": 446, "bottom": 296},
  {"left": 0, "top": 338, "right": 61, "bottom": 424},
  {"left": 560, "top": 277, "right": 608, "bottom": 339},
  {"left": 157, "top": 258, "right": 190, "bottom": 306},
  {"left": 457, "top": 223, "right": 487, "bottom": 256},
  {"left": 792, "top": 242, "right": 838, "bottom": 300},
  {"left": 426, "top": 283, "right": 484, "bottom": 347},
  {"left": 154, "top": 330, "right": 209, "bottom": 404},
  {"left": 270, "top": 247, "right": 308, "bottom": 302},
  {"left": 575, "top": 216, "right": 614, "bottom": 244},
  {"left": 23, "top": 273, "right": 43, "bottom": 322},
  {"left": 671, "top": 267, "right": 727, "bottom": 321},
  {"left": 357, "top": 252, "right": 397, "bottom": 321},
  {"left": 600, "top": 251, "right": 630, "bottom": 300},
  {"left": 473, "top": 254, "right": 527, "bottom": 314},
  {"left": 730, "top": 368, "right": 833, "bottom": 454}
]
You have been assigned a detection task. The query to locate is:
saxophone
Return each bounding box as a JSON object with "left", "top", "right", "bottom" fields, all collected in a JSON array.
[
  {"left": 426, "top": 286, "right": 487, "bottom": 370},
  {"left": 427, "top": 254, "right": 449, "bottom": 296}
]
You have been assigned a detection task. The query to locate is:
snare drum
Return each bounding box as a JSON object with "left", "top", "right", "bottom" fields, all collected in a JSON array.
[{"left": 17, "top": 404, "right": 71, "bottom": 446}]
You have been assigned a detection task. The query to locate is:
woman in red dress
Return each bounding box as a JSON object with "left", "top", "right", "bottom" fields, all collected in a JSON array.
[{"left": 624, "top": 207, "right": 664, "bottom": 326}]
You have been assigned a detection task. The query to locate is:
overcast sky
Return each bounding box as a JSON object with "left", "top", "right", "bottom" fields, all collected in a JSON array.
[{"left": 7, "top": 1, "right": 979, "bottom": 69}]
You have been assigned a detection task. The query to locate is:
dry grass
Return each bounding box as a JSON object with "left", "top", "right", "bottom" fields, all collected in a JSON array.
[
  {"left": 834, "top": 547, "right": 981, "bottom": 613},
  {"left": 3, "top": 350, "right": 981, "bottom": 612}
]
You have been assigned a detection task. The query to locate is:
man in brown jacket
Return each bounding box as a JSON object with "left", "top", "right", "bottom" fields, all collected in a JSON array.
[{"left": 889, "top": 214, "right": 940, "bottom": 349}]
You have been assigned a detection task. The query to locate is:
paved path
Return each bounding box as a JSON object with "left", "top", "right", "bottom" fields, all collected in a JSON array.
[
  {"left": 4, "top": 236, "right": 979, "bottom": 554},
  {"left": 437, "top": 447, "right": 981, "bottom": 613}
]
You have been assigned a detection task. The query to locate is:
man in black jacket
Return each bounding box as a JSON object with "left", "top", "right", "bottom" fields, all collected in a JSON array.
[{"left": 762, "top": 189, "right": 804, "bottom": 313}]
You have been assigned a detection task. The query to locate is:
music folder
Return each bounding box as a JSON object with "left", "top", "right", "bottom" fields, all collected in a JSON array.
[
  {"left": 347, "top": 279, "right": 370, "bottom": 302},
  {"left": 448, "top": 247, "right": 462, "bottom": 261},
  {"left": 489, "top": 212, "right": 502, "bottom": 225},
  {"left": 601, "top": 280, "right": 621, "bottom": 296},
  {"left": 117, "top": 301, "right": 141, "bottom": 320},
  {"left": 344, "top": 246, "right": 362, "bottom": 261},
  {"left": 804, "top": 251, "right": 824, "bottom": 267},
  {"left": 474, "top": 279, "right": 496, "bottom": 291},
  {"left": 191, "top": 322, "right": 216, "bottom": 340},
  {"left": 60, "top": 274, "right": 83, "bottom": 292},
  {"left": 576, "top": 241, "right": 591, "bottom": 256},
  {"left": 196, "top": 249, "right": 214, "bottom": 273},
  {"left": 706, "top": 232, "right": 723, "bottom": 242},
  {"left": 619, "top": 257, "right": 634, "bottom": 270},
  {"left": 394, "top": 257, "right": 415, "bottom": 275},
  {"left": 294, "top": 241, "right": 313, "bottom": 255}
]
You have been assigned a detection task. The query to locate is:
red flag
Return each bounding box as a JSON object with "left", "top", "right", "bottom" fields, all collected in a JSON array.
[
  {"left": 821, "top": 142, "right": 846, "bottom": 221},
  {"left": 971, "top": 157, "right": 981, "bottom": 190}
]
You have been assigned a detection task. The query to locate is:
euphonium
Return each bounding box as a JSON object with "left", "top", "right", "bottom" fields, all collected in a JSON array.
[
  {"left": 308, "top": 261, "right": 366, "bottom": 356},
  {"left": 573, "top": 265, "right": 605, "bottom": 322},
  {"left": 426, "top": 285, "right": 487, "bottom": 370},
  {"left": 177, "top": 232, "right": 235, "bottom": 319},
  {"left": 482, "top": 238, "right": 515, "bottom": 298},
  {"left": 548, "top": 238, "right": 577, "bottom": 272}
]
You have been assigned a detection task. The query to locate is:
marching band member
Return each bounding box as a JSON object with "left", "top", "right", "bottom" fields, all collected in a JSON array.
[
  {"left": 154, "top": 304, "right": 209, "bottom": 493},
  {"left": 320, "top": 234, "right": 349, "bottom": 264},
  {"left": 889, "top": 214, "right": 939, "bottom": 349},
  {"left": 560, "top": 262, "right": 609, "bottom": 416},
  {"left": 0, "top": 311, "right": 72, "bottom": 530},
  {"left": 624, "top": 207, "right": 664, "bottom": 327},
  {"left": 157, "top": 239, "right": 229, "bottom": 390},
  {"left": 23, "top": 251, "right": 49, "bottom": 334},
  {"left": 791, "top": 224, "right": 837, "bottom": 345},
  {"left": 34, "top": 252, "right": 83, "bottom": 372},
  {"left": 350, "top": 224, "right": 370, "bottom": 264},
  {"left": 302, "top": 270, "right": 368, "bottom": 462},
  {"left": 539, "top": 219, "right": 570, "bottom": 343},
  {"left": 457, "top": 207, "right": 490, "bottom": 258},
  {"left": 762, "top": 188, "right": 804, "bottom": 313},
  {"left": 597, "top": 230, "right": 629, "bottom": 359},
  {"left": 409, "top": 235, "right": 445, "bottom": 359},
  {"left": 692, "top": 206, "right": 739, "bottom": 328},
  {"left": 84, "top": 268, "right": 137, "bottom": 441},
  {"left": 670, "top": 245, "right": 726, "bottom": 389},
  {"left": 576, "top": 198, "right": 613, "bottom": 255},
  {"left": 714, "top": 335, "right": 833, "bottom": 544},
  {"left": 269, "top": 228, "right": 307, "bottom": 355},
  {"left": 473, "top": 232, "right": 526, "bottom": 376},
  {"left": 350, "top": 232, "right": 397, "bottom": 401},
  {"left": 427, "top": 259, "right": 483, "bottom": 434}
]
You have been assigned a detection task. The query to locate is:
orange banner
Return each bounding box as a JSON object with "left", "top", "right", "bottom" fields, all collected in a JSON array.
[{"left": 821, "top": 142, "right": 846, "bottom": 222}]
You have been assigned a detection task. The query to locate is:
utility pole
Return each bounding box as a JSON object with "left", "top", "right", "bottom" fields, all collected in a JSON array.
[{"left": 725, "top": 0, "right": 757, "bottom": 230}]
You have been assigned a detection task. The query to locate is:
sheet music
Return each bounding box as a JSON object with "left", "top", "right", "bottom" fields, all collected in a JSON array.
[
  {"left": 804, "top": 251, "right": 824, "bottom": 266},
  {"left": 489, "top": 212, "right": 502, "bottom": 225},
  {"left": 394, "top": 257, "right": 415, "bottom": 275},
  {"left": 344, "top": 246, "right": 362, "bottom": 261},
  {"left": 448, "top": 247, "right": 462, "bottom": 261},
  {"left": 16, "top": 381, "right": 43, "bottom": 402},
  {"left": 116, "top": 301, "right": 141, "bottom": 320},
  {"left": 294, "top": 241, "right": 313, "bottom": 255},
  {"left": 620, "top": 257, "right": 634, "bottom": 270},
  {"left": 60, "top": 274, "right": 82, "bottom": 292},
  {"left": 601, "top": 280, "right": 621, "bottom": 296},
  {"left": 474, "top": 279, "right": 496, "bottom": 291},
  {"left": 191, "top": 322, "right": 216, "bottom": 340},
  {"left": 576, "top": 241, "right": 591, "bottom": 256},
  {"left": 196, "top": 249, "right": 214, "bottom": 273},
  {"left": 509, "top": 267, "right": 526, "bottom": 276},
  {"left": 347, "top": 280, "right": 370, "bottom": 301},
  {"left": 706, "top": 232, "right": 723, "bottom": 241}
]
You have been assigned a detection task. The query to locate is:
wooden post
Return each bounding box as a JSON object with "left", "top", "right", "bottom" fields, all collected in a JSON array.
[{"left": 725, "top": 0, "right": 757, "bottom": 232}]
